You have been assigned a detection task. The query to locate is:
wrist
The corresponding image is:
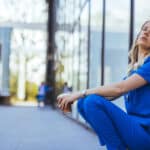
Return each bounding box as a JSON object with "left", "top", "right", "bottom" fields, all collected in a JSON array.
[{"left": 80, "top": 90, "right": 87, "bottom": 98}]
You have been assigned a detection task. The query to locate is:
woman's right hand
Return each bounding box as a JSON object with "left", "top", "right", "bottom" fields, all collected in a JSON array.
[{"left": 57, "top": 92, "right": 81, "bottom": 112}]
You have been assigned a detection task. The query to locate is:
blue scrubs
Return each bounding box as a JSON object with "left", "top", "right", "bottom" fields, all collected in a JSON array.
[
  {"left": 125, "top": 56, "right": 150, "bottom": 127},
  {"left": 77, "top": 57, "right": 150, "bottom": 150}
]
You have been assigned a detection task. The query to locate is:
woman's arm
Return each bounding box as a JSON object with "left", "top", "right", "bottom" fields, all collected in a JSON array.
[
  {"left": 57, "top": 74, "right": 147, "bottom": 111},
  {"left": 84, "top": 74, "right": 147, "bottom": 98}
]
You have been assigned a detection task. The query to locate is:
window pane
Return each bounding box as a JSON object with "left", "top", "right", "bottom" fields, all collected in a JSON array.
[
  {"left": 105, "top": 0, "right": 129, "bottom": 109},
  {"left": 79, "top": 3, "right": 89, "bottom": 90},
  {"left": 105, "top": 0, "right": 129, "bottom": 84},
  {"left": 89, "top": 0, "right": 102, "bottom": 88},
  {"left": 134, "top": 1, "right": 150, "bottom": 37}
]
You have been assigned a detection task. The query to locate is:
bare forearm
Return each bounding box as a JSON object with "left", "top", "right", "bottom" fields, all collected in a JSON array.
[
  {"left": 76, "top": 83, "right": 123, "bottom": 100},
  {"left": 86, "top": 85, "right": 122, "bottom": 96},
  {"left": 58, "top": 74, "right": 146, "bottom": 108}
]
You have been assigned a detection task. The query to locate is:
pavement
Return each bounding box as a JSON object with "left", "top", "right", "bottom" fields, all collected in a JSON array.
[{"left": 0, "top": 106, "right": 106, "bottom": 150}]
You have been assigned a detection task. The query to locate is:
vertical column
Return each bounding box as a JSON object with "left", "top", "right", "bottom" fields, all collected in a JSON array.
[
  {"left": 129, "top": 0, "right": 134, "bottom": 51},
  {"left": 46, "top": 0, "right": 56, "bottom": 107},
  {"left": 101, "top": 0, "right": 106, "bottom": 85},
  {"left": 87, "top": 0, "right": 91, "bottom": 89}
]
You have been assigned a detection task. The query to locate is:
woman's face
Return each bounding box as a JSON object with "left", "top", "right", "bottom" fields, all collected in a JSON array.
[{"left": 137, "top": 22, "right": 150, "bottom": 50}]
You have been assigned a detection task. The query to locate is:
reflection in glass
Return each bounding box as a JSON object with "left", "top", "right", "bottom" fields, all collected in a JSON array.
[
  {"left": 134, "top": 0, "right": 150, "bottom": 37},
  {"left": 105, "top": 0, "right": 129, "bottom": 84},
  {"left": 89, "top": 0, "right": 102, "bottom": 88},
  {"left": 105, "top": 0, "right": 129, "bottom": 108}
]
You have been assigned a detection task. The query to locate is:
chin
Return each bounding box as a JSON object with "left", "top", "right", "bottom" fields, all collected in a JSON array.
[
  {"left": 137, "top": 40, "right": 146, "bottom": 45},
  {"left": 137, "top": 41, "right": 150, "bottom": 49},
  {"left": 140, "top": 44, "right": 150, "bottom": 51}
]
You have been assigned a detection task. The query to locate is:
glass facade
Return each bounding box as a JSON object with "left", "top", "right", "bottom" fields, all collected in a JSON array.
[
  {"left": 0, "top": 27, "right": 12, "bottom": 95},
  {"left": 105, "top": 0, "right": 129, "bottom": 84},
  {"left": 79, "top": 2, "right": 89, "bottom": 90},
  {"left": 89, "top": 0, "right": 102, "bottom": 88},
  {"left": 0, "top": 0, "right": 47, "bottom": 23},
  {"left": 54, "top": 0, "right": 139, "bottom": 124},
  {"left": 55, "top": 0, "right": 90, "bottom": 121},
  {"left": 0, "top": 0, "right": 48, "bottom": 100},
  {"left": 134, "top": 1, "right": 150, "bottom": 37},
  {"left": 104, "top": 0, "right": 130, "bottom": 108}
]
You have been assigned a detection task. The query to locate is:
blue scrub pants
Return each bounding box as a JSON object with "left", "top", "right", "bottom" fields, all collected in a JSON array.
[{"left": 77, "top": 94, "right": 150, "bottom": 150}]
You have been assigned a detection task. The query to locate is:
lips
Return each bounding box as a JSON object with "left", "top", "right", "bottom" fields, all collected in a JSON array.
[{"left": 139, "top": 36, "right": 147, "bottom": 41}]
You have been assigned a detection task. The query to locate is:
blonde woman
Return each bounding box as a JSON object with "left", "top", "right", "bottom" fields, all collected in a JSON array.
[{"left": 57, "top": 21, "right": 150, "bottom": 150}]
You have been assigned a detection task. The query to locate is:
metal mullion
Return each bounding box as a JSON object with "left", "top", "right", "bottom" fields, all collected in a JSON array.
[
  {"left": 129, "top": 0, "right": 134, "bottom": 63},
  {"left": 101, "top": 0, "right": 106, "bottom": 85},
  {"left": 86, "top": 0, "right": 91, "bottom": 89}
]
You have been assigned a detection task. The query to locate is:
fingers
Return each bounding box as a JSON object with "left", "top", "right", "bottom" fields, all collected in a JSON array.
[
  {"left": 56, "top": 93, "right": 72, "bottom": 112},
  {"left": 57, "top": 97, "right": 62, "bottom": 106},
  {"left": 60, "top": 98, "right": 68, "bottom": 110},
  {"left": 60, "top": 100, "right": 65, "bottom": 110},
  {"left": 57, "top": 95, "right": 64, "bottom": 106},
  {"left": 57, "top": 97, "right": 69, "bottom": 111},
  {"left": 57, "top": 93, "right": 68, "bottom": 104},
  {"left": 57, "top": 95, "right": 65, "bottom": 109},
  {"left": 64, "top": 99, "right": 69, "bottom": 110}
]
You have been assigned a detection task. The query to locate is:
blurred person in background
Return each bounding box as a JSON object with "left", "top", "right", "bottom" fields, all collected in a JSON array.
[
  {"left": 57, "top": 21, "right": 150, "bottom": 150},
  {"left": 62, "top": 82, "right": 71, "bottom": 93},
  {"left": 37, "top": 82, "right": 46, "bottom": 107}
]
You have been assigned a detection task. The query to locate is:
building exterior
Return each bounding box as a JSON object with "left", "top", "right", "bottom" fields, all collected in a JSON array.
[
  {"left": 46, "top": 0, "right": 150, "bottom": 125},
  {"left": 0, "top": 27, "right": 12, "bottom": 97},
  {"left": 0, "top": 0, "right": 48, "bottom": 102}
]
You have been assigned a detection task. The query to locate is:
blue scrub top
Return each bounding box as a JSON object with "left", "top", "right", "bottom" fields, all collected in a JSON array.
[{"left": 123, "top": 56, "right": 150, "bottom": 127}]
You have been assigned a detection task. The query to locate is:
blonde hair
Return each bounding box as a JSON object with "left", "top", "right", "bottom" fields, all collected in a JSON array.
[{"left": 127, "top": 20, "right": 150, "bottom": 75}]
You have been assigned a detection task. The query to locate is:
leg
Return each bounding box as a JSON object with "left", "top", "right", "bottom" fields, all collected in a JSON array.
[
  {"left": 77, "top": 96, "right": 126, "bottom": 150},
  {"left": 77, "top": 94, "right": 150, "bottom": 150},
  {"left": 77, "top": 97, "right": 90, "bottom": 123},
  {"left": 77, "top": 97, "right": 106, "bottom": 145}
]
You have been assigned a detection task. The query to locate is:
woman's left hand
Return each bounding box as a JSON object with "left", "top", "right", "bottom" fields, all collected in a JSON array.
[{"left": 57, "top": 92, "right": 81, "bottom": 111}]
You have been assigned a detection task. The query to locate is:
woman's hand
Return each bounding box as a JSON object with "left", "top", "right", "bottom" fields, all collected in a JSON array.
[{"left": 57, "top": 92, "right": 81, "bottom": 112}]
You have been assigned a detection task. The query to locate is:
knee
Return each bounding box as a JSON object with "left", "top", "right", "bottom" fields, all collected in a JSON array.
[
  {"left": 77, "top": 98, "right": 85, "bottom": 113},
  {"left": 84, "top": 94, "right": 106, "bottom": 111}
]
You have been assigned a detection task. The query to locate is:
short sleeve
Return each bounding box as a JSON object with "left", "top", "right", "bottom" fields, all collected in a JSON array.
[{"left": 135, "top": 57, "right": 150, "bottom": 83}]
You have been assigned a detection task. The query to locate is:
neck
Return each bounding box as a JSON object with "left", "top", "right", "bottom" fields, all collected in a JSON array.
[{"left": 138, "top": 46, "right": 149, "bottom": 61}]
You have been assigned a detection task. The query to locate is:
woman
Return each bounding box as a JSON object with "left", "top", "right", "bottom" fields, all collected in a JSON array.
[
  {"left": 57, "top": 21, "right": 150, "bottom": 150},
  {"left": 37, "top": 82, "right": 46, "bottom": 107}
]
